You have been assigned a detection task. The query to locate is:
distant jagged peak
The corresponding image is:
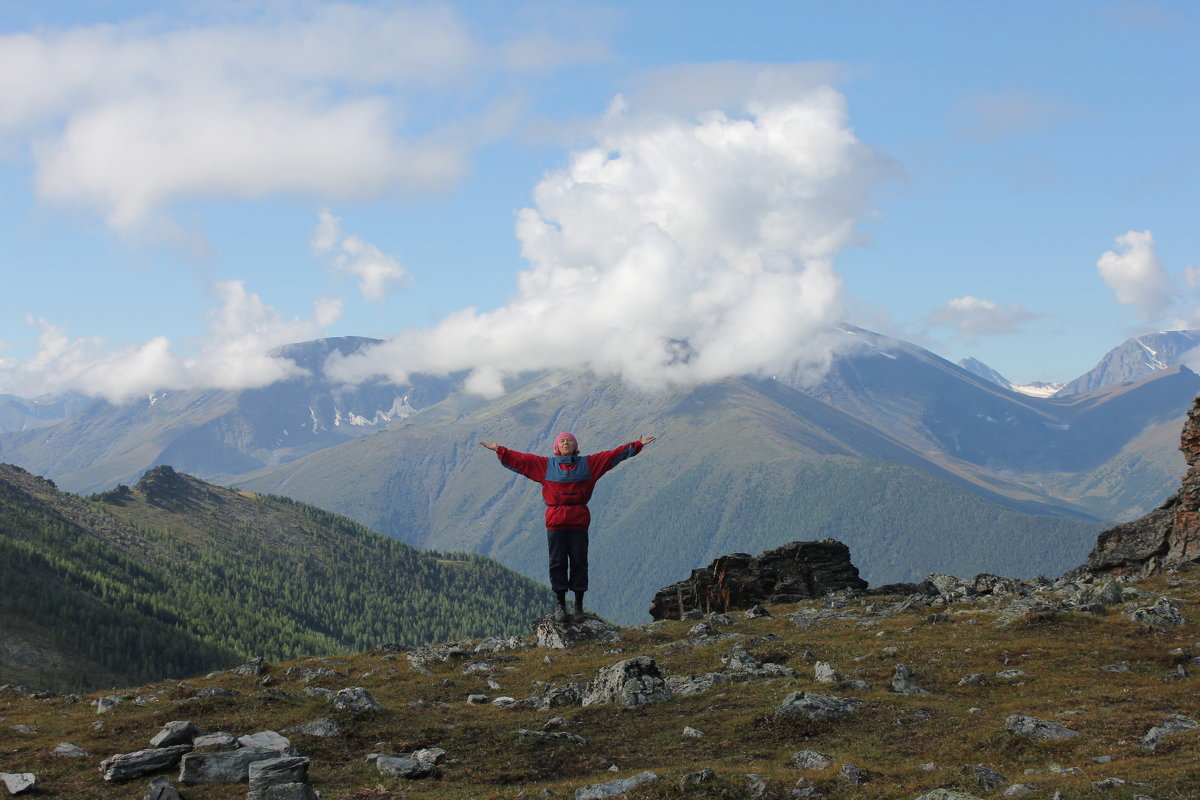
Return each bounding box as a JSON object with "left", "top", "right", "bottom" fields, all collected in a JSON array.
[
  {"left": 1058, "top": 329, "right": 1200, "bottom": 397},
  {"left": 957, "top": 356, "right": 1012, "bottom": 389}
]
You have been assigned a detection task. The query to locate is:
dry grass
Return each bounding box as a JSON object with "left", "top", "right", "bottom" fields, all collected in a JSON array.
[{"left": 2, "top": 574, "right": 1199, "bottom": 799}]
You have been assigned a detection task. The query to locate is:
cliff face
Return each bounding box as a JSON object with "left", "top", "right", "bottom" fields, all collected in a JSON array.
[{"left": 1083, "top": 395, "right": 1200, "bottom": 576}]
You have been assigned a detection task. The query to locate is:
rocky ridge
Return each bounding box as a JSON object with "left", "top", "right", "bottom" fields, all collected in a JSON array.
[{"left": 2, "top": 563, "right": 1198, "bottom": 799}]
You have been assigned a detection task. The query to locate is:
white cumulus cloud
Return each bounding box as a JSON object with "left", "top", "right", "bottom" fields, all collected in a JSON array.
[
  {"left": 0, "top": 281, "right": 339, "bottom": 403},
  {"left": 0, "top": 4, "right": 608, "bottom": 233},
  {"left": 326, "top": 70, "right": 891, "bottom": 395},
  {"left": 1096, "top": 230, "right": 1175, "bottom": 324},
  {"left": 312, "top": 208, "right": 409, "bottom": 303}
]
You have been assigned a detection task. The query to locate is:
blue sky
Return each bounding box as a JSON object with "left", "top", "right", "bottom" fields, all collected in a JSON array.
[{"left": 1, "top": 1, "right": 1196, "bottom": 401}]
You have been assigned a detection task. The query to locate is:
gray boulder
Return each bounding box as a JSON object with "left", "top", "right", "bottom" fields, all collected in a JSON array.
[
  {"left": 375, "top": 755, "right": 439, "bottom": 780},
  {"left": 892, "top": 663, "right": 930, "bottom": 695},
  {"left": 1126, "top": 597, "right": 1187, "bottom": 627},
  {"left": 775, "top": 692, "right": 864, "bottom": 722},
  {"left": 534, "top": 613, "right": 621, "bottom": 649},
  {"left": 915, "top": 791, "right": 986, "bottom": 800},
  {"left": 333, "top": 687, "right": 382, "bottom": 714},
  {"left": 99, "top": 746, "right": 193, "bottom": 782},
  {"left": 142, "top": 775, "right": 181, "bottom": 800},
  {"left": 522, "top": 681, "right": 585, "bottom": 710},
  {"left": 150, "top": 721, "right": 203, "bottom": 748},
  {"left": 246, "top": 756, "right": 310, "bottom": 799},
  {"left": 0, "top": 773, "right": 35, "bottom": 795},
  {"left": 53, "top": 742, "right": 88, "bottom": 758},
  {"left": 575, "top": 770, "right": 658, "bottom": 799},
  {"left": 178, "top": 748, "right": 280, "bottom": 784},
  {"left": 1140, "top": 713, "right": 1199, "bottom": 750},
  {"left": 973, "top": 764, "right": 1007, "bottom": 790},
  {"left": 285, "top": 718, "right": 340, "bottom": 738},
  {"left": 789, "top": 750, "right": 835, "bottom": 770},
  {"left": 518, "top": 729, "right": 589, "bottom": 745},
  {"left": 582, "top": 657, "right": 672, "bottom": 708},
  {"left": 238, "top": 731, "right": 297, "bottom": 755},
  {"left": 192, "top": 732, "right": 237, "bottom": 751},
  {"left": 1004, "top": 715, "right": 1080, "bottom": 741}
]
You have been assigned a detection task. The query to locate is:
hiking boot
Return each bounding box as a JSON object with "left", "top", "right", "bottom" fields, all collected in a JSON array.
[
  {"left": 571, "top": 609, "right": 588, "bottom": 624},
  {"left": 553, "top": 607, "right": 568, "bottom": 623}
]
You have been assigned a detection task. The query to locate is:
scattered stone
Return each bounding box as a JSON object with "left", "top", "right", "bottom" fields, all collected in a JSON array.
[
  {"left": 682, "top": 725, "right": 703, "bottom": 738},
  {"left": 814, "top": 661, "right": 842, "bottom": 684},
  {"left": 534, "top": 613, "right": 622, "bottom": 649},
  {"left": 178, "top": 748, "right": 281, "bottom": 784},
  {"left": 581, "top": 657, "right": 672, "bottom": 708},
  {"left": 1140, "top": 713, "right": 1199, "bottom": 750},
  {"left": 301, "top": 687, "right": 335, "bottom": 701},
  {"left": 680, "top": 768, "right": 715, "bottom": 788},
  {"left": 1005, "top": 715, "right": 1080, "bottom": 741},
  {"left": 892, "top": 663, "right": 930, "bottom": 695},
  {"left": 492, "top": 696, "right": 519, "bottom": 707},
  {"left": 1092, "top": 777, "right": 1125, "bottom": 790},
  {"left": 745, "top": 604, "right": 772, "bottom": 618},
  {"left": 789, "top": 750, "right": 834, "bottom": 770},
  {"left": 688, "top": 622, "right": 717, "bottom": 638},
  {"left": 958, "top": 673, "right": 985, "bottom": 686},
  {"left": 150, "top": 721, "right": 203, "bottom": 748},
  {"left": 522, "top": 681, "right": 585, "bottom": 710},
  {"left": 839, "top": 763, "right": 869, "bottom": 784},
  {"left": 99, "top": 745, "right": 193, "bottom": 782},
  {"left": 575, "top": 770, "right": 658, "bottom": 800},
  {"left": 467, "top": 694, "right": 489, "bottom": 704},
  {"left": 246, "top": 756, "right": 310, "bottom": 799},
  {"left": 96, "top": 695, "right": 124, "bottom": 714},
  {"left": 914, "top": 791, "right": 986, "bottom": 800},
  {"left": 518, "top": 729, "right": 588, "bottom": 745},
  {"left": 332, "top": 686, "right": 381, "bottom": 715},
  {"left": 995, "top": 669, "right": 1028, "bottom": 680},
  {"left": 1127, "top": 597, "right": 1187, "bottom": 626},
  {"left": 192, "top": 732, "right": 237, "bottom": 751},
  {"left": 0, "top": 773, "right": 35, "bottom": 795},
  {"left": 973, "top": 764, "right": 1007, "bottom": 790},
  {"left": 775, "top": 691, "right": 864, "bottom": 722},
  {"left": 413, "top": 748, "right": 446, "bottom": 766},
  {"left": 232, "top": 657, "right": 267, "bottom": 676},
  {"left": 1001, "top": 786, "right": 1037, "bottom": 798},
  {"left": 193, "top": 687, "right": 240, "bottom": 699},
  {"left": 238, "top": 731, "right": 297, "bottom": 755},
  {"left": 285, "top": 718, "right": 340, "bottom": 738},
  {"left": 53, "top": 742, "right": 88, "bottom": 757},
  {"left": 375, "top": 755, "right": 439, "bottom": 780},
  {"left": 143, "top": 774, "right": 182, "bottom": 800},
  {"left": 665, "top": 672, "right": 729, "bottom": 697}
]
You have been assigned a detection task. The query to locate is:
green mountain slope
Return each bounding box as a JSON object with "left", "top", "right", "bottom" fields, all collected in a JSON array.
[
  {"left": 0, "top": 463, "right": 552, "bottom": 692},
  {"left": 235, "top": 372, "right": 1104, "bottom": 623}
]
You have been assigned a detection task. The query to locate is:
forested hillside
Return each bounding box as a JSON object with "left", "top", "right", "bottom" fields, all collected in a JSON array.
[{"left": 0, "top": 464, "right": 552, "bottom": 692}]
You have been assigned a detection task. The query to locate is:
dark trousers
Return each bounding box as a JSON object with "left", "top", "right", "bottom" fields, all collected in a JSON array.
[{"left": 547, "top": 528, "right": 588, "bottom": 592}]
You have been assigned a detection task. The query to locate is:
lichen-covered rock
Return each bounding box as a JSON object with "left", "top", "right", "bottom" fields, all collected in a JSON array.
[
  {"left": 789, "top": 750, "right": 834, "bottom": 770},
  {"left": 649, "top": 539, "right": 868, "bottom": 619},
  {"left": 774, "top": 692, "right": 864, "bottom": 722},
  {"left": 534, "top": 613, "right": 621, "bottom": 649},
  {"left": 150, "top": 721, "right": 203, "bottom": 748},
  {"left": 375, "top": 755, "right": 439, "bottom": 780},
  {"left": 1140, "top": 713, "right": 1199, "bottom": 750},
  {"left": 1004, "top": 715, "right": 1079, "bottom": 741},
  {"left": 582, "top": 657, "right": 672, "bottom": 708},
  {"left": 332, "top": 687, "right": 381, "bottom": 715},
  {"left": 1126, "top": 597, "right": 1187, "bottom": 627},
  {"left": 0, "top": 773, "right": 35, "bottom": 795},
  {"left": 99, "top": 745, "right": 193, "bottom": 782},
  {"left": 575, "top": 770, "right": 658, "bottom": 800}
]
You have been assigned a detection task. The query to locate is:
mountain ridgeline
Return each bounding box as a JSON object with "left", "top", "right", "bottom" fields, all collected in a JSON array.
[
  {"left": 2, "top": 326, "right": 1199, "bottom": 626},
  {"left": 0, "top": 463, "right": 551, "bottom": 692}
]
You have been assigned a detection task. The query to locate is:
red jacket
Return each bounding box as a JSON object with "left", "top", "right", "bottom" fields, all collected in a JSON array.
[{"left": 496, "top": 441, "right": 644, "bottom": 530}]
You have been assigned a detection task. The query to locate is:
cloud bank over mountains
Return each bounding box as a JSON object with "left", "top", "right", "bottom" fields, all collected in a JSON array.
[{"left": 328, "top": 69, "right": 890, "bottom": 395}]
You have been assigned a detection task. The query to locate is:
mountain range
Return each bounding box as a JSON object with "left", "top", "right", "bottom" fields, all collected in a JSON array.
[{"left": 2, "top": 326, "right": 1198, "bottom": 624}]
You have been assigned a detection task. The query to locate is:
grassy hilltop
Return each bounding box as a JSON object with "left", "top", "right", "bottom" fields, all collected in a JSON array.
[{"left": 1, "top": 571, "right": 1197, "bottom": 799}]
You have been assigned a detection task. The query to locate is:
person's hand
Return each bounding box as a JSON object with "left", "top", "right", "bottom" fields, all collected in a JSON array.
[
  {"left": 479, "top": 441, "right": 498, "bottom": 451},
  {"left": 637, "top": 435, "right": 656, "bottom": 445}
]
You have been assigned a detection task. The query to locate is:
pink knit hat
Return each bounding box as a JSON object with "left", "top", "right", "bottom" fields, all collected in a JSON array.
[{"left": 554, "top": 432, "right": 578, "bottom": 454}]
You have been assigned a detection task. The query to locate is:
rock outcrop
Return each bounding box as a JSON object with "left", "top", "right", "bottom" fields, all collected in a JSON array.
[
  {"left": 1081, "top": 395, "right": 1200, "bottom": 577},
  {"left": 648, "top": 538, "right": 868, "bottom": 620}
]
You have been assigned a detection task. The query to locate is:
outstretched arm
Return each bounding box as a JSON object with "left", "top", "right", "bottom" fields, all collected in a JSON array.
[
  {"left": 637, "top": 435, "right": 656, "bottom": 445},
  {"left": 479, "top": 441, "right": 498, "bottom": 451}
]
